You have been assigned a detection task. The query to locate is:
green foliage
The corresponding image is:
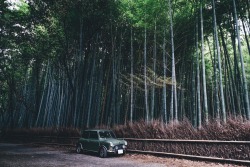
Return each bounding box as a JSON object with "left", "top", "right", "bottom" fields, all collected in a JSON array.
[
  {"left": 1, "top": 0, "right": 250, "bottom": 129},
  {"left": 120, "top": 0, "right": 166, "bottom": 28}
]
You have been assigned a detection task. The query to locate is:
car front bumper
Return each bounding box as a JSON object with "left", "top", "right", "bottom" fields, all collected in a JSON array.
[
  {"left": 108, "top": 148, "right": 126, "bottom": 155},
  {"left": 107, "top": 145, "right": 127, "bottom": 155}
]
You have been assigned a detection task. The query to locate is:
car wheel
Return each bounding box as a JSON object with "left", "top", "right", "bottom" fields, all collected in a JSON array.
[
  {"left": 76, "top": 144, "right": 82, "bottom": 154},
  {"left": 99, "top": 147, "right": 107, "bottom": 158}
]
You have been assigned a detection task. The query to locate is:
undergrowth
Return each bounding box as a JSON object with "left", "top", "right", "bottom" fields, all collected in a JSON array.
[
  {"left": 2, "top": 117, "right": 250, "bottom": 141},
  {"left": 3, "top": 127, "right": 80, "bottom": 137},
  {"left": 113, "top": 117, "right": 250, "bottom": 141}
]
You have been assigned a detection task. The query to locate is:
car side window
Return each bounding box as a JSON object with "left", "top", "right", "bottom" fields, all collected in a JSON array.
[
  {"left": 89, "top": 131, "right": 98, "bottom": 139},
  {"left": 99, "top": 131, "right": 106, "bottom": 138},
  {"left": 99, "top": 131, "right": 116, "bottom": 138},
  {"left": 82, "top": 131, "right": 89, "bottom": 139}
]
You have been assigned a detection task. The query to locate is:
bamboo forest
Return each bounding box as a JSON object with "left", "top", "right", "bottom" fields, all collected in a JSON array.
[{"left": 0, "top": 0, "right": 250, "bottom": 129}]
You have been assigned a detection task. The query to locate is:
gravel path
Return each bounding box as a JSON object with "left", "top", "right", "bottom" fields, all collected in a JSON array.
[
  {"left": 0, "top": 143, "right": 164, "bottom": 167},
  {"left": 0, "top": 143, "right": 244, "bottom": 167}
]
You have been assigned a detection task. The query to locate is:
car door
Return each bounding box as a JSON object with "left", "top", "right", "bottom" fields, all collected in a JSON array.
[
  {"left": 88, "top": 131, "right": 100, "bottom": 152},
  {"left": 81, "top": 131, "right": 90, "bottom": 151}
]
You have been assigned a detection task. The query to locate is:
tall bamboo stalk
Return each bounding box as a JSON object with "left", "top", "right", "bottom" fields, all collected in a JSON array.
[
  {"left": 212, "top": 0, "right": 226, "bottom": 123},
  {"left": 144, "top": 25, "right": 149, "bottom": 123},
  {"left": 169, "top": 0, "right": 178, "bottom": 123},
  {"left": 232, "top": 0, "right": 250, "bottom": 120},
  {"left": 196, "top": 18, "right": 201, "bottom": 129},
  {"left": 130, "top": 27, "right": 134, "bottom": 123},
  {"left": 151, "top": 20, "right": 157, "bottom": 121},
  {"left": 162, "top": 29, "right": 167, "bottom": 123},
  {"left": 200, "top": 0, "right": 208, "bottom": 123}
]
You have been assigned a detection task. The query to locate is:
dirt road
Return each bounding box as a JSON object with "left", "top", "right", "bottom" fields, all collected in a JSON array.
[
  {"left": 0, "top": 143, "right": 165, "bottom": 167},
  {"left": 0, "top": 143, "right": 244, "bottom": 167}
]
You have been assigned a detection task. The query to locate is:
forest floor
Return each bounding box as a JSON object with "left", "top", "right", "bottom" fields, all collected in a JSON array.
[
  {"left": 0, "top": 143, "right": 244, "bottom": 167},
  {"left": 127, "top": 154, "right": 244, "bottom": 167}
]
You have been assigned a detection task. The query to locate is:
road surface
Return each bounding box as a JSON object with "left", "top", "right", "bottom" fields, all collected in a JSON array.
[
  {"left": 0, "top": 143, "right": 243, "bottom": 167},
  {"left": 0, "top": 143, "right": 164, "bottom": 167}
]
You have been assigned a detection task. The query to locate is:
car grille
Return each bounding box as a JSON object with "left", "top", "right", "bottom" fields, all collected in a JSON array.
[{"left": 114, "top": 144, "right": 123, "bottom": 149}]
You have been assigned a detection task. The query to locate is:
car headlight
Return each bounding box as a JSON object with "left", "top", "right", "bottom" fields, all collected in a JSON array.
[
  {"left": 124, "top": 141, "right": 127, "bottom": 146},
  {"left": 109, "top": 142, "right": 114, "bottom": 147}
]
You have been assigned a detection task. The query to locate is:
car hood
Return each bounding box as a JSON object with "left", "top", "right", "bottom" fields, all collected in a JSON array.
[{"left": 101, "top": 138, "right": 126, "bottom": 145}]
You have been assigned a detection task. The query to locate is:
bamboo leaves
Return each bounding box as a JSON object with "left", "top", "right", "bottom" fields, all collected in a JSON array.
[{"left": 1, "top": 0, "right": 250, "bottom": 129}]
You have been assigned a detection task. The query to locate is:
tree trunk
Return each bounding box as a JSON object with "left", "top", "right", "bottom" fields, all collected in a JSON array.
[
  {"left": 212, "top": 0, "right": 226, "bottom": 123},
  {"left": 162, "top": 29, "right": 167, "bottom": 123},
  {"left": 232, "top": 0, "right": 250, "bottom": 119},
  {"left": 130, "top": 27, "right": 134, "bottom": 123},
  {"left": 200, "top": 0, "right": 208, "bottom": 123},
  {"left": 144, "top": 25, "right": 149, "bottom": 123},
  {"left": 86, "top": 46, "right": 97, "bottom": 128},
  {"left": 169, "top": 0, "right": 178, "bottom": 123},
  {"left": 196, "top": 19, "right": 201, "bottom": 129},
  {"left": 151, "top": 20, "right": 157, "bottom": 121}
]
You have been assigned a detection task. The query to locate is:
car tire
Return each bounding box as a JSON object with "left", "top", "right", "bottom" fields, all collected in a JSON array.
[
  {"left": 99, "top": 147, "right": 107, "bottom": 158},
  {"left": 76, "top": 144, "right": 82, "bottom": 154}
]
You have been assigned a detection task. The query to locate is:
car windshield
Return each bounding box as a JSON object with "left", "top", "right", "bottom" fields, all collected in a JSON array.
[{"left": 99, "top": 131, "right": 116, "bottom": 139}]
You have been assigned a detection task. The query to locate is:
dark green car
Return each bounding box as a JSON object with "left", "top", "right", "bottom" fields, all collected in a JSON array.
[{"left": 76, "top": 129, "right": 127, "bottom": 158}]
